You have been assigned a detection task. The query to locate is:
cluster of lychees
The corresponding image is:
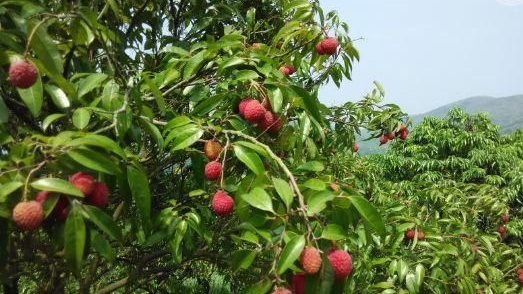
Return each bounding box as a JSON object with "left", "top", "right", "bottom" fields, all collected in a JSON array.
[
  {"left": 12, "top": 172, "right": 110, "bottom": 230},
  {"left": 498, "top": 214, "right": 509, "bottom": 238},
  {"left": 273, "top": 245, "right": 353, "bottom": 294},
  {"left": 379, "top": 124, "right": 409, "bottom": 145},
  {"left": 238, "top": 96, "right": 282, "bottom": 133},
  {"left": 404, "top": 228, "right": 424, "bottom": 241},
  {"left": 7, "top": 59, "right": 39, "bottom": 89}
]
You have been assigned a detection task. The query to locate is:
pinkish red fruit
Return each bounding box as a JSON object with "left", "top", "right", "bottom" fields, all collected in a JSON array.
[
  {"left": 315, "top": 42, "right": 326, "bottom": 55},
  {"left": 385, "top": 132, "right": 395, "bottom": 140},
  {"left": 292, "top": 274, "right": 305, "bottom": 294},
  {"left": 317, "top": 37, "right": 339, "bottom": 55},
  {"left": 8, "top": 60, "right": 38, "bottom": 88},
  {"left": 12, "top": 201, "right": 44, "bottom": 230},
  {"left": 279, "top": 64, "right": 295, "bottom": 77},
  {"left": 501, "top": 214, "right": 509, "bottom": 223},
  {"left": 211, "top": 190, "right": 234, "bottom": 216},
  {"left": 35, "top": 191, "right": 51, "bottom": 204},
  {"left": 271, "top": 288, "right": 293, "bottom": 294},
  {"left": 327, "top": 249, "right": 353, "bottom": 279},
  {"left": 353, "top": 143, "right": 359, "bottom": 153},
  {"left": 52, "top": 195, "right": 70, "bottom": 220},
  {"left": 69, "top": 172, "right": 95, "bottom": 196},
  {"left": 405, "top": 229, "right": 415, "bottom": 240},
  {"left": 498, "top": 225, "right": 506, "bottom": 234},
  {"left": 204, "top": 161, "right": 222, "bottom": 181},
  {"left": 258, "top": 111, "right": 282, "bottom": 133},
  {"left": 417, "top": 231, "right": 424, "bottom": 240},
  {"left": 238, "top": 98, "right": 254, "bottom": 117},
  {"left": 518, "top": 273, "right": 523, "bottom": 284},
  {"left": 399, "top": 129, "right": 409, "bottom": 140},
  {"left": 300, "top": 246, "right": 322, "bottom": 274},
  {"left": 243, "top": 100, "right": 266, "bottom": 123},
  {"left": 86, "top": 182, "right": 109, "bottom": 207},
  {"left": 379, "top": 135, "right": 389, "bottom": 145}
]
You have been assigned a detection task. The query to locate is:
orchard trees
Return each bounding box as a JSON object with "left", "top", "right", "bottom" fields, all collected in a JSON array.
[{"left": 0, "top": 0, "right": 407, "bottom": 293}]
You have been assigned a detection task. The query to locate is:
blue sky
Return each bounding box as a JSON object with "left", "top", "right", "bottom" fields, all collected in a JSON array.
[{"left": 318, "top": 0, "right": 523, "bottom": 115}]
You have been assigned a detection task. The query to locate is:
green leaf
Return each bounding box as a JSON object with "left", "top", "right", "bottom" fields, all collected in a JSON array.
[
  {"left": 290, "top": 85, "right": 323, "bottom": 124},
  {"left": 42, "top": 113, "right": 66, "bottom": 131},
  {"left": 245, "top": 278, "right": 272, "bottom": 294},
  {"left": 349, "top": 196, "right": 386, "bottom": 238},
  {"left": 65, "top": 134, "right": 125, "bottom": 158},
  {"left": 241, "top": 187, "right": 274, "bottom": 213},
  {"left": 143, "top": 73, "right": 166, "bottom": 115},
  {"left": 127, "top": 165, "right": 151, "bottom": 233},
  {"left": 17, "top": 76, "right": 43, "bottom": 117},
  {"left": 230, "top": 249, "right": 257, "bottom": 272},
  {"left": 297, "top": 161, "right": 324, "bottom": 172},
  {"left": 235, "top": 141, "right": 269, "bottom": 158},
  {"left": 415, "top": 264, "right": 425, "bottom": 292},
  {"left": 267, "top": 86, "right": 283, "bottom": 113},
  {"left": 64, "top": 205, "right": 86, "bottom": 276},
  {"left": 272, "top": 177, "right": 293, "bottom": 211},
  {"left": 81, "top": 205, "right": 122, "bottom": 241},
  {"left": 72, "top": 108, "right": 91, "bottom": 129},
  {"left": 276, "top": 234, "right": 305, "bottom": 274},
  {"left": 0, "top": 98, "right": 9, "bottom": 123},
  {"left": 67, "top": 148, "right": 120, "bottom": 175},
  {"left": 191, "top": 93, "right": 226, "bottom": 116},
  {"left": 77, "top": 73, "right": 108, "bottom": 98},
  {"left": 0, "top": 182, "right": 23, "bottom": 202},
  {"left": 235, "top": 70, "right": 259, "bottom": 81},
  {"left": 30, "top": 22, "right": 64, "bottom": 76},
  {"left": 31, "top": 178, "right": 83, "bottom": 197},
  {"left": 302, "top": 178, "right": 326, "bottom": 191},
  {"left": 219, "top": 57, "right": 246, "bottom": 72},
  {"left": 169, "top": 127, "right": 204, "bottom": 151},
  {"left": 233, "top": 145, "right": 264, "bottom": 175},
  {"left": 140, "top": 117, "right": 164, "bottom": 151},
  {"left": 321, "top": 224, "right": 347, "bottom": 240},
  {"left": 183, "top": 51, "right": 205, "bottom": 80},
  {"left": 90, "top": 230, "right": 115, "bottom": 262}
]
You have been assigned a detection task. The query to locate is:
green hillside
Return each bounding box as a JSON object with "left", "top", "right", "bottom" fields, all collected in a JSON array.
[{"left": 357, "top": 95, "right": 523, "bottom": 155}]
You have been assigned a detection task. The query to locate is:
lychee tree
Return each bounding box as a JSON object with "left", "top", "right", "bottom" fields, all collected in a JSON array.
[{"left": 0, "top": 0, "right": 408, "bottom": 293}]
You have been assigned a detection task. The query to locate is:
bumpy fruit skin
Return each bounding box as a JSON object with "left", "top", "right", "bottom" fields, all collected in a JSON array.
[
  {"left": 327, "top": 249, "right": 353, "bottom": 279},
  {"left": 243, "top": 100, "right": 266, "bottom": 123},
  {"left": 517, "top": 268, "right": 523, "bottom": 276},
  {"left": 292, "top": 274, "right": 305, "bottom": 294},
  {"left": 69, "top": 172, "right": 95, "bottom": 196},
  {"left": 417, "top": 231, "right": 424, "bottom": 240},
  {"left": 258, "top": 111, "right": 282, "bottom": 133},
  {"left": 501, "top": 214, "right": 509, "bottom": 223},
  {"left": 279, "top": 64, "right": 295, "bottom": 77},
  {"left": 271, "top": 288, "right": 293, "bottom": 294},
  {"left": 204, "top": 161, "right": 222, "bottom": 181},
  {"left": 385, "top": 132, "right": 395, "bottom": 140},
  {"left": 12, "top": 201, "right": 44, "bottom": 230},
  {"left": 399, "top": 128, "right": 409, "bottom": 140},
  {"left": 353, "top": 143, "right": 359, "bottom": 153},
  {"left": 315, "top": 42, "right": 326, "bottom": 55},
  {"left": 261, "top": 96, "right": 272, "bottom": 111},
  {"left": 204, "top": 140, "right": 222, "bottom": 160},
  {"left": 53, "top": 195, "right": 70, "bottom": 220},
  {"left": 379, "top": 135, "right": 389, "bottom": 145},
  {"left": 405, "top": 229, "right": 415, "bottom": 240},
  {"left": 300, "top": 246, "right": 322, "bottom": 274},
  {"left": 498, "top": 225, "right": 506, "bottom": 234},
  {"left": 330, "top": 183, "right": 340, "bottom": 192},
  {"left": 35, "top": 191, "right": 51, "bottom": 204},
  {"left": 8, "top": 60, "right": 38, "bottom": 88},
  {"left": 86, "top": 182, "right": 110, "bottom": 207},
  {"left": 238, "top": 98, "right": 254, "bottom": 117},
  {"left": 518, "top": 273, "right": 523, "bottom": 284},
  {"left": 320, "top": 37, "right": 338, "bottom": 55},
  {"left": 211, "top": 190, "right": 234, "bottom": 216}
]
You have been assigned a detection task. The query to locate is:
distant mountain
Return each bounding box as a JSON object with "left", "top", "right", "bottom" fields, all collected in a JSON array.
[
  {"left": 410, "top": 95, "right": 523, "bottom": 133},
  {"left": 357, "top": 95, "right": 523, "bottom": 155}
]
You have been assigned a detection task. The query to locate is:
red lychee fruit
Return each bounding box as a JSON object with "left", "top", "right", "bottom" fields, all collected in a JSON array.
[
  {"left": 258, "top": 111, "right": 282, "bottom": 133},
  {"left": 498, "top": 225, "right": 506, "bottom": 234},
  {"left": 271, "top": 288, "right": 293, "bottom": 294},
  {"left": 279, "top": 64, "right": 295, "bottom": 77},
  {"left": 300, "top": 246, "right": 322, "bottom": 274},
  {"left": 516, "top": 268, "right": 523, "bottom": 276},
  {"left": 417, "top": 231, "right": 424, "bottom": 240},
  {"left": 292, "top": 274, "right": 305, "bottom": 294},
  {"left": 243, "top": 100, "right": 266, "bottom": 123},
  {"left": 204, "top": 140, "right": 223, "bottom": 160},
  {"left": 315, "top": 42, "right": 326, "bottom": 55},
  {"left": 399, "top": 129, "right": 409, "bottom": 140},
  {"left": 379, "top": 135, "right": 389, "bottom": 145},
  {"left": 327, "top": 249, "right": 353, "bottom": 279},
  {"left": 501, "top": 214, "right": 509, "bottom": 223},
  {"left": 316, "top": 37, "right": 338, "bottom": 55},
  {"left": 35, "top": 190, "right": 51, "bottom": 204},
  {"left": 385, "top": 132, "right": 395, "bottom": 140},
  {"left": 69, "top": 172, "right": 95, "bottom": 196},
  {"left": 86, "top": 182, "right": 109, "bottom": 207},
  {"left": 52, "top": 195, "right": 70, "bottom": 220},
  {"left": 252, "top": 43, "right": 262, "bottom": 49},
  {"left": 12, "top": 201, "right": 44, "bottom": 230},
  {"left": 405, "top": 229, "right": 415, "bottom": 240},
  {"left": 261, "top": 96, "right": 272, "bottom": 111},
  {"left": 353, "top": 142, "right": 359, "bottom": 153},
  {"left": 204, "top": 161, "right": 222, "bottom": 181},
  {"left": 330, "top": 183, "right": 340, "bottom": 193},
  {"left": 8, "top": 60, "right": 38, "bottom": 89},
  {"left": 238, "top": 98, "right": 254, "bottom": 117},
  {"left": 518, "top": 273, "right": 523, "bottom": 284},
  {"left": 211, "top": 190, "right": 234, "bottom": 216}
]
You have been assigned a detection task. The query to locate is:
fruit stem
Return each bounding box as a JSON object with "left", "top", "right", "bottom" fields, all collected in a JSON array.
[
  {"left": 24, "top": 17, "right": 52, "bottom": 57},
  {"left": 22, "top": 161, "right": 46, "bottom": 201}
]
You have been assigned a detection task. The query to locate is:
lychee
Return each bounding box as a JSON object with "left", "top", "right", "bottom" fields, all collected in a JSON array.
[
  {"left": 327, "top": 249, "right": 353, "bottom": 279},
  {"left": 238, "top": 97, "right": 254, "bottom": 117},
  {"left": 211, "top": 190, "right": 234, "bottom": 216},
  {"left": 243, "top": 100, "right": 266, "bottom": 123},
  {"left": 330, "top": 183, "right": 340, "bottom": 193},
  {"left": 300, "top": 246, "right": 322, "bottom": 274},
  {"left": 517, "top": 268, "right": 523, "bottom": 276},
  {"left": 12, "top": 201, "right": 44, "bottom": 230},
  {"left": 417, "top": 231, "right": 424, "bottom": 240},
  {"left": 258, "top": 111, "right": 282, "bottom": 133},
  {"left": 86, "top": 182, "right": 109, "bottom": 207},
  {"left": 518, "top": 273, "right": 523, "bottom": 284},
  {"left": 316, "top": 37, "right": 338, "bottom": 55},
  {"left": 204, "top": 140, "right": 223, "bottom": 160},
  {"left": 271, "top": 288, "right": 293, "bottom": 294},
  {"left": 353, "top": 143, "right": 359, "bottom": 153},
  {"left": 261, "top": 96, "right": 272, "bottom": 111},
  {"left": 501, "top": 214, "right": 509, "bottom": 223},
  {"left": 498, "top": 225, "right": 506, "bottom": 234},
  {"left": 69, "top": 172, "right": 95, "bottom": 196},
  {"left": 8, "top": 60, "right": 38, "bottom": 89},
  {"left": 252, "top": 43, "right": 262, "bottom": 49},
  {"left": 279, "top": 64, "right": 295, "bottom": 77},
  {"left": 405, "top": 229, "right": 415, "bottom": 240},
  {"left": 205, "top": 161, "right": 222, "bottom": 181},
  {"left": 35, "top": 190, "right": 51, "bottom": 204},
  {"left": 385, "top": 132, "right": 395, "bottom": 140},
  {"left": 292, "top": 274, "right": 305, "bottom": 294},
  {"left": 379, "top": 135, "right": 389, "bottom": 145},
  {"left": 52, "top": 195, "right": 70, "bottom": 220},
  {"left": 399, "top": 129, "right": 409, "bottom": 140}
]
